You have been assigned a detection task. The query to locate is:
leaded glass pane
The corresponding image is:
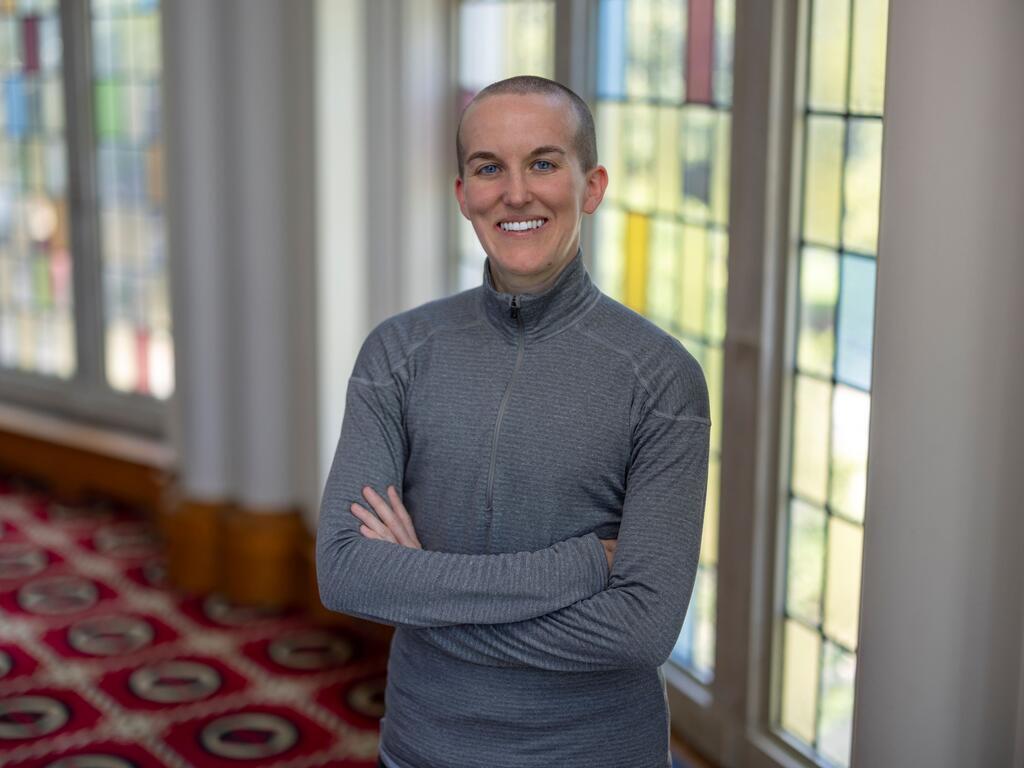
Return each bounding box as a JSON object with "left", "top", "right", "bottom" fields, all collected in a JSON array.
[
  {"left": 594, "top": 0, "right": 736, "bottom": 685},
  {"left": 779, "top": 1, "right": 888, "bottom": 764},
  {"left": 455, "top": 0, "right": 555, "bottom": 291},
  {"left": 93, "top": 0, "right": 172, "bottom": 399},
  {"left": 0, "top": 0, "right": 73, "bottom": 378}
]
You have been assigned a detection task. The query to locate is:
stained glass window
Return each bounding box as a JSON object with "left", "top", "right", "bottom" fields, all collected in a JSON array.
[
  {"left": 593, "top": 0, "right": 735, "bottom": 684},
  {"left": 0, "top": 0, "right": 74, "bottom": 378},
  {"left": 92, "top": 0, "right": 171, "bottom": 399},
  {"left": 779, "top": 0, "right": 887, "bottom": 764},
  {"left": 455, "top": 0, "right": 555, "bottom": 290}
]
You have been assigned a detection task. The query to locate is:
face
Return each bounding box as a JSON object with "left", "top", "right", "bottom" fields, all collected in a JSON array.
[{"left": 455, "top": 92, "right": 608, "bottom": 293}]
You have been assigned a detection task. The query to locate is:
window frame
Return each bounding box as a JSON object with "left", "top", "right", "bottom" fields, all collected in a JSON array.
[{"left": 0, "top": 0, "right": 167, "bottom": 438}]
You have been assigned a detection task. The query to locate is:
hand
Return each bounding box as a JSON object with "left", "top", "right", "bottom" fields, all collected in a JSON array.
[
  {"left": 350, "top": 485, "right": 422, "bottom": 549},
  {"left": 599, "top": 538, "right": 618, "bottom": 571}
]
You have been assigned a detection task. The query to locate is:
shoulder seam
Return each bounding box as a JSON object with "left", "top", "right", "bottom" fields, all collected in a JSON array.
[{"left": 359, "top": 317, "right": 485, "bottom": 386}]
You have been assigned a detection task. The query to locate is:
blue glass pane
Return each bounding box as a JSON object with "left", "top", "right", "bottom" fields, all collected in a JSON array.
[
  {"left": 4, "top": 74, "right": 26, "bottom": 138},
  {"left": 597, "top": 0, "right": 626, "bottom": 98},
  {"left": 835, "top": 253, "right": 875, "bottom": 390}
]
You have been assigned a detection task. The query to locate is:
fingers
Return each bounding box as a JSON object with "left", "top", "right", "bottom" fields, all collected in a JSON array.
[{"left": 351, "top": 485, "right": 421, "bottom": 549}]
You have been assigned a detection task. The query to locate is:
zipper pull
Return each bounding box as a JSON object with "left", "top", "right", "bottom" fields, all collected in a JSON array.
[{"left": 510, "top": 295, "right": 519, "bottom": 320}]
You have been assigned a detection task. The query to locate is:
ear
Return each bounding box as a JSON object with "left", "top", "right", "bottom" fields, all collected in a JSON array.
[
  {"left": 581, "top": 165, "right": 609, "bottom": 215},
  {"left": 454, "top": 176, "right": 470, "bottom": 220}
]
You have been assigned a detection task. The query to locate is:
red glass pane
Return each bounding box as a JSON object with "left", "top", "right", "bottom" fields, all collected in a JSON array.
[{"left": 687, "top": 0, "right": 714, "bottom": 104}]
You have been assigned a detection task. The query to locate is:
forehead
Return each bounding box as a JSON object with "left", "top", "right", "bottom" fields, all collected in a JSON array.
[{"left": 461, "top": 92, "right": 578, "bottom": 154}]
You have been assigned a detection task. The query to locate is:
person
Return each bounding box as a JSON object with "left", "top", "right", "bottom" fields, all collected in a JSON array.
[{"left": 316, "top": 75, "right": 710, "bottom": 768}]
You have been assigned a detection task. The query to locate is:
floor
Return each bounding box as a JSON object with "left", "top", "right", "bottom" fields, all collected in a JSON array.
[{"left": 0, "top": 474, "right": 706, "bottom": 767}]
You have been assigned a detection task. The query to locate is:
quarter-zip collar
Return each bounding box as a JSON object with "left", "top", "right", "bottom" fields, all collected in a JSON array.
[{"left": 480, "top": 248, "right": 600, "bottom": 343}]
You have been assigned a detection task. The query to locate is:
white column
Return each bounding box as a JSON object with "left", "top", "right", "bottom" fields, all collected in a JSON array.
[
  {"left": 852, "top": 1, "right": 1024, "bottom": 766},
  {"left": 162, "top": 0, "right": 231, "bottom": 501}
]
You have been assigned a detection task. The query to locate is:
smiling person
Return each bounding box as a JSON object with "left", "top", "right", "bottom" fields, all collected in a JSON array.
[{"left": 316, "top": 76, "right": 710, "bottom": 768}]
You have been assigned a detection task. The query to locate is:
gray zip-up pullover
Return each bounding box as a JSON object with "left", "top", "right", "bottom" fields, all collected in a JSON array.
[{"left": 316, "top": 249, "right": 710, "bottom": 768}]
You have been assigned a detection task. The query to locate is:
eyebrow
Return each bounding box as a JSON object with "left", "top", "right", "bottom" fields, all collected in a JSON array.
[{"left": 465, "top": 146, "right": 568, "bottom": 166}]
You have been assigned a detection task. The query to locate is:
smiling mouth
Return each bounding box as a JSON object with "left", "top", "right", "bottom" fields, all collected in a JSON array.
[{"left": 496, "top": 218, "right": 548, "bottom": 234}]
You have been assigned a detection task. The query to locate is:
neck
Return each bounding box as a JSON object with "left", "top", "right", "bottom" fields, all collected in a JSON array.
[{"left": 488, "top": 247, "right": 580, "bottom": 296}]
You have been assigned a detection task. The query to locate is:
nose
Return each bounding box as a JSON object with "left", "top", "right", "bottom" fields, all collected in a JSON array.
[{"left": 501, "top": 169, "right": 533, "bottom": 207}]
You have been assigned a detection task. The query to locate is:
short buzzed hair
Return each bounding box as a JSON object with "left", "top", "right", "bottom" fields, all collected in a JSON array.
[{"left": 456, "top": 75, "right": 598, "bottom": 178}]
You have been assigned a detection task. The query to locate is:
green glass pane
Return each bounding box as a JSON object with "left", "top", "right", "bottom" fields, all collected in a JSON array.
[
  {"left": 94, "top": 80, "right": 120, "bottom": 139},
  {"left": 843, "top": 118, "right": 883, "bottom": 254},
  {"left": 597, "top": 101, "right": 624, "bottom": 206},
  {"left": 655, "top": 105, "right": 681, "bottom": 214},
  {"left": 678, "top": 223, "right": 706, "bottom": 337},
  {"left": 646, "top": 217, "right": 679, "bottom": 327},
  {"left": 803, "top": 115, "right": 844, "bottom": 247},
  {"left": 781, "top": 618, "right": 820, "bottom": 744},
  {"left": 787, "top": 497, "right": 826, "bottom": 624},
  {"left": 622, "top": 104, "right": 657, "bottom": 211},
  {"left": 705, "top": 345, "right": 722, "bottom": 454},
  {"left": 702, "top": 453, "right": 720, "bottom": 566},
  {"left": 849, "top": 0, "right": 888, "bottom": 115},
  {"left": 824, "top": 514, "right": 863, "bottom": 650},
  {"left": 797, "top": 246, "right": 838, "bottom": 377},
  {"left": 830, "top": 384, "right": 870, "bottom": 522},
  {"left": 792, "top": 373, "right": 831, "bottom": 505},
  {"left": 625, "top": 0, "right": 654, "bottom": 99},
  {"left": 819, "top": 641, "right": 856, "bottom": 768},
  {"left": 653, "top": 0, "right": 685, "bottom": 102},
  {"left": 681, "top": 104, "right": 715, "bottom": 223},
  {"left": 808, "top": 0, "right": 850, "bottom": 112},
  {"left": 41, "top": 76, "right": 62, "bottom": 132},
  {"left": 711, "top": 111, "right": 731, "bottom": 225},
  {"left": 706, "top": 229, "right": 727, "bottom": 344}
]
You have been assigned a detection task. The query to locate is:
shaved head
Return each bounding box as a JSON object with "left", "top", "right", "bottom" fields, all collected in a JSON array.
[{"left": 456, "top": 76, "right": 597, "bottom": 178}]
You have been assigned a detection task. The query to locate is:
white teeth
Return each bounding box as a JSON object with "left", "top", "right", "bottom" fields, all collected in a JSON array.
[{"left": 499, "top": 219, "right": 546, "bottom": 232}]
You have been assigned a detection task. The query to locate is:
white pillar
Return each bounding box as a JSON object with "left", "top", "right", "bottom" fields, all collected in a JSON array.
[
  {"left": 162, "top": 0, "right": 231, "bottom": 502},
  {"left": 852, "top": 1, "right": 1024, "bottom": 766}
]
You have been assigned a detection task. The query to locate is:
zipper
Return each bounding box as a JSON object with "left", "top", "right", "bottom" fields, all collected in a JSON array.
[{"left": 484, "top": 295, "right": 525, "bottom": 550}]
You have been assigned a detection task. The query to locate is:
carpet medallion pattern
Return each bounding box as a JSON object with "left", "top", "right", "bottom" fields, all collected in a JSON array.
[{"left": 0, "top": 483, "right": 389, "bottom": 768}]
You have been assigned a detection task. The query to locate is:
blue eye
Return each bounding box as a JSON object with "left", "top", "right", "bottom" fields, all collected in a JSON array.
[
  {"left": 534, "top": 159, "right": 554, "bottom": 170},
  {"left": 478, "top": 164, "right": 499, "bottom": 175}
]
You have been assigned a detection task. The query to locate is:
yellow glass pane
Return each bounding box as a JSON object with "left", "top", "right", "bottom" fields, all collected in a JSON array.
[
  {"left": 706, "top": 230, "right": 728, "bottom": 344},
  {"left": 808, "top": 0, "right": 850, "bottom": 112},
  {"left": 824, "top": 515, "right": 863, "bottom": 650},
  {"left": 830, "top": 384, "right": 870, "bottom": 523},
  {"left": 701, "top": 454, "right": 720, "bottom": 566},
  {"left": 849, "top": 0, "right": 888, "bottom": 115},
  {"left": 797, "top": 246, "right": 838, "bottom": 377},
  {"left": 819, "top": 641, "right": 857, "bottom": 767},
  {"left": 781, "top": 618, "right": 820, "bottom": 744},
  {"left": 149, "top": 326, "right": 173, "bottom": 400},
  {"left": 678, "top": 224, "right": 706, "bottom": 337},
  {"left": 655, "top": 106, "right": 682, "bottom": 214},
  {"left": 711, "top": 111, "right": 731, "bottom": 225},
  {"left": 625, "top": 0, "right": 654, "bottom": 99},
  {"left": 594, "top": 207, "right": 625, "bottom": 302},
  {"left": 786, "top": 498, "right": 826, "bottom": 624},
  {"left": 803, "top": 115, "right": 844, "bottom": 247},
  {"left": 623, "top": 104, "right": 657, "bottom": 211},
  {"left": 646, "top": 218, "right": 679, "bottom": 326},
  {"left": 624, "top": 212, "right": 649, "bottom": 313},
  {"left": 106, "top": 319, "right": 137, "bottom": 393},
  {"left": 597, "top": 102, "right": 624, "bottom": 206},
  {"left": 792, "top": 374, "right": 831, "bottom": 505},
  {"left": 843, "top": 119, "right": 883, "bottom": 254}
]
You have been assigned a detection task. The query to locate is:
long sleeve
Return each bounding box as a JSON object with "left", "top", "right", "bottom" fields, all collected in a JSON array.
[
  {"left": 315, "top": 324, "right": 610, "bottom": 629},
  {"left": 410, "top": 375, "right": 711, "bottom": 672}
]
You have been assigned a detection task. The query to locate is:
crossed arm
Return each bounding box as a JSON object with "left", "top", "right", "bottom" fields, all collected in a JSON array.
[{"left": 316, "top": 328, "right": 710, "bottom": 670}]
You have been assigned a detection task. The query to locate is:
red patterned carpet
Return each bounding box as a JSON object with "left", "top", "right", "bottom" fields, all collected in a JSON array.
[{"left": 0, "top": 477, "right": 389, "bottom": 767}]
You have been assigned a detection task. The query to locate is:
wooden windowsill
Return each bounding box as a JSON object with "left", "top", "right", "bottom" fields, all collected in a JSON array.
[{"left": 0, "top": 401, "right": 176, "bottom": 471}]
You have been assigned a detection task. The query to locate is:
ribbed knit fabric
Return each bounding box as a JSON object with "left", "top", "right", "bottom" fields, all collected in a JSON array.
[{"left": 316, "top": 249, "right": 710, "bottom": 768}]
